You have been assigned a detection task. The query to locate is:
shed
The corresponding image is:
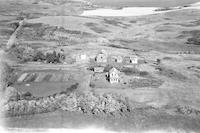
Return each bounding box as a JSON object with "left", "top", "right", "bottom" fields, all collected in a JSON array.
[
  {"left": 93, "top": 67, "right": 104, "bottom": 73},
  {"left": 95, "top": 53, "right": 107, "bottom": 63},
  {"left": 111, "top": 55, "right": 123, "bottom": 63},
  {"left": 124, "top": 56, "right": 138, "bottom": 64}
]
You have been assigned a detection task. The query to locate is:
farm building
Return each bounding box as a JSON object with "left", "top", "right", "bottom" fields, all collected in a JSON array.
[
  {"left": 130, "top": 56, "right": 138, "bottom": 64},
  {"left": 93, "top": 67, "right": 104, "bottom": 73},
  {"left": 76, "top": 53, "right": 88, "bottom": 62},
  {"left": 124, "top": 56, "right": 138, "bottom": 64},
  {"left": 95, "top": 53, "right": 107, "bottom": 63},
  {"left": 111, "top": 55, "right": 123, "bottom": 63},
  {"left": 108, "top": 67, "right": 120, "bottom": 84}
]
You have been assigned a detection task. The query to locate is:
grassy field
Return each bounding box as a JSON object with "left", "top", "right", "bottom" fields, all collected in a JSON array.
[{"left": 1, "top": 0, "right": 200, "bottom": 132}]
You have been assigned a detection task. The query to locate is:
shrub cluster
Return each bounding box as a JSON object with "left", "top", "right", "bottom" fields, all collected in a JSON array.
[
  {"left": 2, "top": 92, "right": 131, "bottom": 117},
  {"left": 187, "top": 37, "right": 200, "bottom": 45},
  {"left": 9, "top": 45, "right": 65, "bottom": 63}
]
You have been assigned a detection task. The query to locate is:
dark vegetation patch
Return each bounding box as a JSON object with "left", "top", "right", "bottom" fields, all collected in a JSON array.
[
  {"left": 175, "top": 105, "right": 200, "bottom": 115},
  {"left": 23, "top": 73, "right": 37, "bottom": 83},
  {"left": 194, "top": 74, "right": 200, "bottom": 79},
  {"left": 155, "top": 27, "right": 174, "bottom": 32},
  {"left": 187, "top": 37, "right": 200, "bottom": 46},
  {"left": 192, "top": 19, "right": 200, "bottom": 26},
  {"left": 164, "top": 17, "right": 171, "bottom": 20},
  {"left": 121, "top": 67, "right": 149, "bottom": 76},
  {"left": 129, "top": 20, "right": 137, "bottom": 23},
  {"left": 182, "top": 30, "right": 200, "bottom": 36},
  {"left": 154, "top": 24, "right": 174, "bottom": 32},
  {"left": 42, "top": 74, "right": 52, "bottom": 82},
  {"left": 3, "top": 91, "right": 131, "bottom": 117},
  {"left": 85, "top": 22, "right": 110, "bottom": 34},
  {"left": 7, "top": 22, "right": 19, "bottom": 30},
  {"left": 176, "top": 20, "right": 200, "bottom": 27},
  {"left": 0, "top": 29, "right": 14, "bottom": 36},
  {"left": 182, "top": 30, "right": 200, "bottom": 45},
  {"left": 65, "top": 83, "right": 79, "bottom": 93},
  {"left": 155, "top": 7, "right": 174, "bottom": 11},
  {"left": 23, "top": 23, "right": 43, "bottom": 28},
  {"left": 176, "top": 30, "right": 200, "bottom": 45},
  {"left": 118, "top": 39, "right": 137, "bottom": 44},
  {"left": 1, "top": 62, "right": 18, "bottom": 89},
  {"left": 108, "top": 44, "right": 129, "bottom": 50},
  {"left": 16, "top": 12, "right": 48, "bottom": 20},
  {"left": 162, "top": 57, "right": 173, "bottom": 60},
  {"left": 9, "top": 44, "right": 65, "bottom": 63},
  {"left": 129, "top": 78, "right": 163, "bottom": 89},
  {"left": 27, "top": 42, "right": 47, "bottom": 49},
  {"left": 0, "top": 20, "right": 11, "bottom": 26},
  {"left": 156, "top": 66, "right": 187, "bottom": 81},
  {"left": 103, "top": 18, "right": 131, "bottom": 28}
]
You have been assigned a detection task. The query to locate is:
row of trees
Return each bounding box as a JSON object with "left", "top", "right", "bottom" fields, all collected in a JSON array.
[{"left": 9, "top": 45, "right": 65, "bottom": 63}]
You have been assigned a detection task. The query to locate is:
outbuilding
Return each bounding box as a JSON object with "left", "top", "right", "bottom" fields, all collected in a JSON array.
[
  {"left": 124, "top": 56, "right": 138, "bottom": 64},
  {"left": 111, "top": 55, "right": 123, "bottom": 63},
  {"left": 93, "top": 67, "right": 104, "bottom": 73},
  {"left": 95, "top": 53, "right": 107, "bottom": 63}
]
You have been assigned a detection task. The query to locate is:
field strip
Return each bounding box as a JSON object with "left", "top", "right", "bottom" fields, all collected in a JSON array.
[
  {"left": 54, "top": 74, "right": 63, "bottom": 82},
  {"left": 49, "top": 74, "right": 58, "bottom": 82},
  {"left": 17, "top": 73, "right": 28, "bottom": 83},
  {"left": 42, "top": 74, "right": 52, "bottom": 82},
  {"left": 24, "top": 73, "right": 37, "bottom": 82},
  {"left": 34, "top": 73, "right": 47, "bottom": 82}
]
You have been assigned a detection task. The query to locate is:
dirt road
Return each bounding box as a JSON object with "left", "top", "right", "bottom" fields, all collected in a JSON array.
[{"left": 6, "top": 20, "right": 24, "bottom": 49}]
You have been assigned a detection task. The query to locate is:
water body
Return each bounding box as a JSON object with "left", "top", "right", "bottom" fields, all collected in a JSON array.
[
  {"left": 93, "top": 0, "right": 200, "bottom": 7},
  {"left": 81, "top": 2, "right": 200, "bottom": 17}
]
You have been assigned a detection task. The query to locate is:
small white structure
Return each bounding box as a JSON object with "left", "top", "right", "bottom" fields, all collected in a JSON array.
[
  {"left": 111, "top": 55, "right": 123, "bottom": 63},
  {"left": 130, "top": 56, "right": 138, "bottom": 64},
  {"left": 125, "top": 56, "right": 138, "bottom": 64},
  {"left": 93, "top": 67, "right": 104, "bottom": 73},
  {"left": 95, "top": 53, "right": 107, "bottom": 63},
  {"left": 80, "top": 54, "right": 87, "bottom": 60},
  {"left": 76, "top": 53, "right": 88, "bottom": 62},
  {"left": 108, "top": 67, "right": 120, "bottom": 84}
]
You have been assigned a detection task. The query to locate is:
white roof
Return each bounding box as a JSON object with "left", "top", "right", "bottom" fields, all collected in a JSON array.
[{"left": 109, "top": 67, "right": 120, "bottom": 73}]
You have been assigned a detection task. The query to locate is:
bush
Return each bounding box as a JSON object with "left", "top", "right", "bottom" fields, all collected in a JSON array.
[
  {"left": 121, "top": 67, "right": 138, "bottom": 75},
  {"left": 21, "top": 91, "right": 33, "bottom": 100},
  {"left": 139, "top": 71, "right": 149, "bottom": 76},
  {"left": 45, "top": 51, "right": 66, "bottom": 64},
  {"left": 33, "top": 51, "right": 46, "bottom": 61},
  {"left": 187, "top": 37, "right": 200, "bottom": 45},
  {"left": 46, "top": 51, "right": 60, "bottom": 63},
  {"left": 9, "top": 45, "right": 35, "bottom": 62},
  {"left": 66, "top": 83, "right": 79, "bottom": 93},
  {"left": 0, "top": 62, "right": 15, "bottom": 90}
]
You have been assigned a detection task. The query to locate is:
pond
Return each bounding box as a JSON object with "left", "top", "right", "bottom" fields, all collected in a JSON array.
[{"left": 81, "top": 2, "right": 200, "bottom": 17}]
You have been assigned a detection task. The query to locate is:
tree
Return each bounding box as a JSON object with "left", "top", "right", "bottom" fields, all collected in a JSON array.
[
  {"left": 9, "top": 45, "right": 35, "bottom": 62},
  {"left": 187, "top": 37, "right": 200, "bottom": 45},
  {"left": 46, "top": 53, "right": 55, "bottom": 63},
  {"left": 0, "top": 61, "right": 13, "bottom": 91},
  {"left": 34, "top": 51, "right": 46, "bottom": 61}
]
